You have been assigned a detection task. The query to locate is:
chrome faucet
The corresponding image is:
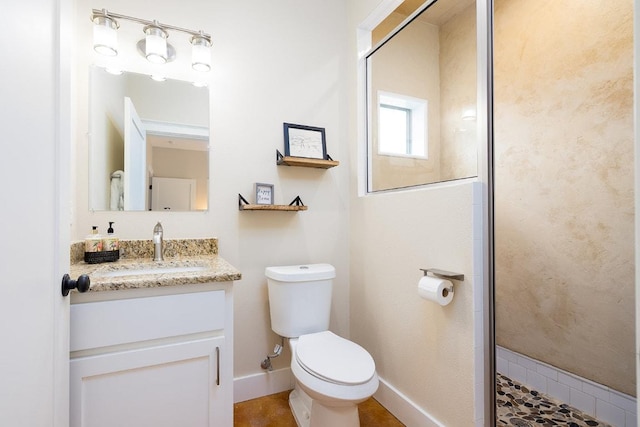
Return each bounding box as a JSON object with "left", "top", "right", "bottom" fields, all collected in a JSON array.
[{"left": 153, "top": 221, "right": 164, "bottom": 261}]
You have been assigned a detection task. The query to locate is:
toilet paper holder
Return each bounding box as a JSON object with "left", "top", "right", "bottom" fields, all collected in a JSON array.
[{"left": 420, "top": 268, "right": 464, "bottom": 291}]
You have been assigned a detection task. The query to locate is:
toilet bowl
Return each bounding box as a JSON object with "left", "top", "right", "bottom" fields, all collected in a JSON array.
[
  {"left": 265, "top": 264, "right": 379, "bottom": 427},
  {"left": 288, "top": 332, "right": 379, "bottom": 427}
]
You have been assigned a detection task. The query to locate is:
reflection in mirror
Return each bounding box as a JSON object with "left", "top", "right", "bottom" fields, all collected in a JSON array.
[
  {"left": 89, "top": 67, "right": 209, "bottom": 211},
  {"left": 366, "top": 0, "right": 477, "bottom": 192}
]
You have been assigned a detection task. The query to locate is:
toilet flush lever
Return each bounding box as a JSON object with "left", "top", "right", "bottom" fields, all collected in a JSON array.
[
  {"left": 261, "top": 338, "right": 284, "bottom": 371},
  {"left": 271, "top": 343, "right": 283, "bottom": 356}
]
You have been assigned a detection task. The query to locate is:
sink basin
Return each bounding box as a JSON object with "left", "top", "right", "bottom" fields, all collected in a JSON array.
[{"left": 94, "top": 265, "right": 208, "bottom": 278}]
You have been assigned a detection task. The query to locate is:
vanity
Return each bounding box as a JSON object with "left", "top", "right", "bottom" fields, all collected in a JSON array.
[{"left": 68, "top": 239, "right": 240, "bottom": 427}]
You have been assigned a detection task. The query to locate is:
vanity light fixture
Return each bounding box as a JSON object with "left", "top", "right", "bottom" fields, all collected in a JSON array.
[
  {"left": 92, "top": 14, "right": 119, "bottom": 56},
  {"left": 143, "top": 23, "right": 169, "bottom": 64},
  {"left": 190, "top": 32, "right": 211, "bottom": 72},
  {"left": 91, "top": 9, "right": 212, "bottom": 72}
]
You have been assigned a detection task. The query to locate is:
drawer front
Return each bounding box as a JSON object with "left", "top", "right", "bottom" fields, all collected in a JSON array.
[{"left": 71, "top": 290, "right": 225, "bottom": 352}]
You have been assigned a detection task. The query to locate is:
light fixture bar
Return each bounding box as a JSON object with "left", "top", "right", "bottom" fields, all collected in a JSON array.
[{"left": 91, "top": 9, "right": 212, "bottom": 45}]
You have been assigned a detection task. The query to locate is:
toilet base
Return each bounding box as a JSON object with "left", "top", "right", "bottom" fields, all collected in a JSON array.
[{"left": 289, "top": 386, "right": 360, "bottom": 427}]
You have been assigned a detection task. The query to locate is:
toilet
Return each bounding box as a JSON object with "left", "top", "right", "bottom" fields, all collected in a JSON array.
[{"left": 265, "top": 264, "right": 379, "bottom": 427}]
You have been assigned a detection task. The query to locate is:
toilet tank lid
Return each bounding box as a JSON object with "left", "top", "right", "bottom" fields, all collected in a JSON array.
[{"left": 265, "top": 264, "right": 336, "bottom": 282}]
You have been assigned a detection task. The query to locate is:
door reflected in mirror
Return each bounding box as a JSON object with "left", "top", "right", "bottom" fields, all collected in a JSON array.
[
  {"left": 89, "top": 67, "right": 209, "bottom": 211},
  {"left": 366, "top": 0, "right": 477, "bottom": 192}
]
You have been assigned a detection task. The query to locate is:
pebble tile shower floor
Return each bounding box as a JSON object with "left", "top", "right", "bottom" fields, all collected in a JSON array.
[{"left": 497, "top": 373, "right": 611, "bottom": 426}]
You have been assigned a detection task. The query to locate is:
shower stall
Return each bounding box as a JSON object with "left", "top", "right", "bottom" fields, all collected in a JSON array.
[{"left": 493, "top": 0, "right": 635, "bottom": 425}]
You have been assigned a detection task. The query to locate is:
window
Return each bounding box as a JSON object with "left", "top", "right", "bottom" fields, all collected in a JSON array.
[{"left": 377, "top": 92, "right": 427, "bottom": 158}]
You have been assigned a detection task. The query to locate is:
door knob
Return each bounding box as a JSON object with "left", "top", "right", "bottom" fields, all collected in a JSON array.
[{"left": 61, "top": 274, "right": 90, "bottom": 297}]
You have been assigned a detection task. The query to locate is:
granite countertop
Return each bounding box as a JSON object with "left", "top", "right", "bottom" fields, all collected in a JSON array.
[{"left": 70, "top": 238, "right": 241, "bottom": 292}]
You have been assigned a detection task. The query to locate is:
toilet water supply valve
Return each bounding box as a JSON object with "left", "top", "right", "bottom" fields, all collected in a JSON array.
[{"left": 261, "top": 338, "right": 284, "bottom": 371}]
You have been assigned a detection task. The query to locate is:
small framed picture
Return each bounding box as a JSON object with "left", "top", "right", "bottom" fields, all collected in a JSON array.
[
  {"left": 255, "top": 183, "right": 274, "bottom": 205},
  {"left": 283, "top": 123, "right": 327, "bottom": 160}
]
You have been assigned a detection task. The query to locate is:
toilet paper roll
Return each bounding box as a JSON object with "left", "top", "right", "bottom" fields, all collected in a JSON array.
[{"left": 418, "top": 276, "right": 454, "bottom": 306}]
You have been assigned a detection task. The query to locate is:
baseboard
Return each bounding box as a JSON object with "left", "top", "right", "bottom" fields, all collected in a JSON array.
[
  {"left": 233, "top": 368, "right": 294, "bottom": 403},
  {"left": 373, "top": 377, "right": 445, "bottom": 427},
  {"left": 234, "top": 370, "right": 446, "bottom": 426}
]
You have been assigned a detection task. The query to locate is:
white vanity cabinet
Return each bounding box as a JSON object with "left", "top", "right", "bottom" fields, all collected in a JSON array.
[{"left": 70, "top": 284, "right": 233, "bottom": 427}]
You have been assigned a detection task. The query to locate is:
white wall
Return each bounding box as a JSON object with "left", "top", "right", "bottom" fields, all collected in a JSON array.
[{"left": 73, "top": 0, "right": 351, "bottom": 391}]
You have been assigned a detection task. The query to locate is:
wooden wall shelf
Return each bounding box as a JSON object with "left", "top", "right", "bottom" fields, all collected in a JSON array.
[
  {"left": 276, "top": 150, "right": 339, "bottom": 169},
  {"left": 239, "top": 204, "right": 308, "bottom": 212},
  {"left": 238, "top": 194, "right": 308, "bottom": 212}
]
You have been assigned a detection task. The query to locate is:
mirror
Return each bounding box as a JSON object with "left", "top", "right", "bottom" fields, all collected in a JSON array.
[
  {"left": 366, "top": 0, "right": 477, "bottom": 192},
  {"left": 89, "top": 67, "right": 209, "bottom": 211}
]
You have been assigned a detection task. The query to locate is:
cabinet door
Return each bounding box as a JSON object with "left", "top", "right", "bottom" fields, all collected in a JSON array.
[{"left": 70, "top": 337, "right": 225, "bottom": 427}]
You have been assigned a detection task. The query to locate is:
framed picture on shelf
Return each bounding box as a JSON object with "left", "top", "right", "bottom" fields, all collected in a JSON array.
[
  {"left": 255, "top": 183, "right": 274, "bottom": 205},
  {"left": 283, "top": 123, "right": 327, "bottom": 160}
]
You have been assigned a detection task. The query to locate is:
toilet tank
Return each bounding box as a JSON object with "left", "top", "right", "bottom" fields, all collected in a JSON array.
[{"left": 265, "top": 264, "right": 335, "bottom": 338}]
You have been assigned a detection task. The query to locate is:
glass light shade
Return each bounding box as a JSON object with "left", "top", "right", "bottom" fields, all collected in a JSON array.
[
  {"left": 105, "top": 67, "right": 123, "bottom": 75},
  {"left": 144, "top": 26, "right": 168, "bottom": 64},
  {"left": 93, "top": 16, "right": 118, "bottom": 56},
  {"left": 191, "top": 35, "right": 211, "bottom": 72}
]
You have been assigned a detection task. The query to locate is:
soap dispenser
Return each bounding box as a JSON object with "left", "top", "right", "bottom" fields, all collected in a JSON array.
[
  {"left": 85, "top": 226, "right": 103, "bottom": 253},
  {"left": 153, "top": 221, "right": 164, "bottom": 262},
  {"left": 103, "top": 222, "right": 119, "bottom": 252}
]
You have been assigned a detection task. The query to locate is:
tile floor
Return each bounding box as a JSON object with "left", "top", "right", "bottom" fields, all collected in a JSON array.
[{"left": 236, "top": 375, "right": 613, "bottom": 427}]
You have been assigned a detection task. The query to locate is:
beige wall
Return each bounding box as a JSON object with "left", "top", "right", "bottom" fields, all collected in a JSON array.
[
  {"left": 348, "top": 183, "right": 483, "bottom": 425},
  {"left": 151, "top": 147, "right": 208, "bottom": 210},
  {"left": 368, "top": 2, "right": 477, "bottom": 192},
  {"left": 348, "top": 1, "right": 485, "bottom": 425},
  {"left": 494, "top": 0, "right": 635, "bottom": 396},
  {"left": 369, "top": 13, "right": 441, "bottom": 191},
  {"left": 439, "top": 3, "right": 477, "bottom": 181}
]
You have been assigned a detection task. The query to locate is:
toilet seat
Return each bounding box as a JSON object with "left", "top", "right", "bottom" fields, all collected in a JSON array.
[{"left": 295, "top": 331, "right": 376, "bottom": 386}]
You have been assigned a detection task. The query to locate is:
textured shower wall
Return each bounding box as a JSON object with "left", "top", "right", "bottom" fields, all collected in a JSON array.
[{"left": 494, "top": 0, "right": 635, "bottom": 395}]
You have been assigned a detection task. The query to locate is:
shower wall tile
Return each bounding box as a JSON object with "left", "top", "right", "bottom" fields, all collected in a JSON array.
[
  {"left": 496, "top": 354, "right": 509, "bottom": 374},
  {"left": 570, "top": 388, "right": 596, "bottom": 415},
  {"left": 610, "top": 391, "right": 637, "bottom": 413},
  {"left": 584, "top": 381, "right": 613, "bottom": 402},
  {"left": 508, "top": 362, "right": 527, "bottom": 384},
  {"left": 526, "top": 369, "right": 547, "bottom": 394},
  {"left": 536, "top": 363, "right": 558, "bottom": 381},
  {"left": 498, "top": 346, "right": 637, "bottom": 426},
  {"left": 547, "top": 379, "right": 571, "bottom": 404},
  {"left": 559, "top": 371, "right": 584, "bottom": 390},
  {"left": 597, "top": 399, "right": 626, "bottom": 427}
]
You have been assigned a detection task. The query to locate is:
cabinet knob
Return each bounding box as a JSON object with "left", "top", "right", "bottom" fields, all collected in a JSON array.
[{"left": 61, "top": 274, "right": 90, "bottom": 297}]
